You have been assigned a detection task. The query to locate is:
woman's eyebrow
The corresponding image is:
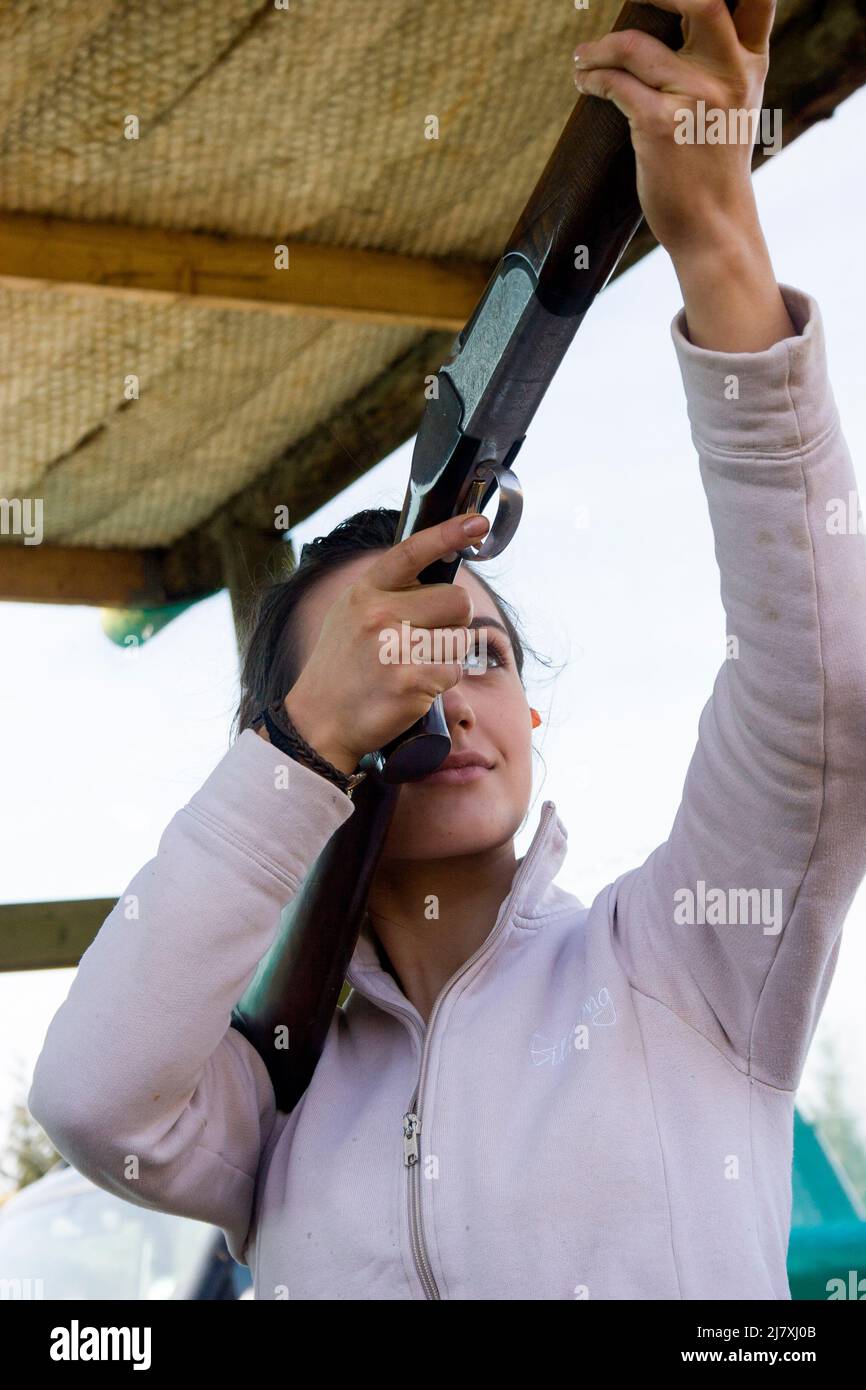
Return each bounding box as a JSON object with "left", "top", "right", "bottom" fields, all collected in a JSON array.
[
  {"left": 465, "top": 616, "right": 517, "bottom": 659},
  {"left": 466, "top": 616, "right": 511, "bottom": 641}
]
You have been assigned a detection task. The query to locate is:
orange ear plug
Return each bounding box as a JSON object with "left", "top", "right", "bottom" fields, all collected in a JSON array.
[{"left": 530, "top": 707, "right": 542, "bottom": 729}]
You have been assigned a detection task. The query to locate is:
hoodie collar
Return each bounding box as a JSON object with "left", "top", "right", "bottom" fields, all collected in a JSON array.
[{"left": 345, "top": 799, "right": 572, "bottom": 1012}]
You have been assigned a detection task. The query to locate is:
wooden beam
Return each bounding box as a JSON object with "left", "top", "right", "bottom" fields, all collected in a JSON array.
[
  {"left": 761, "top": 0, "right": 866, "bottom": 141},
  {"left": 0, "top": 530, "right": 224, "bottom": 605},
  {"left": 0, "top": 211, "right": 490, "bottom": 331},
  {"left": 0, "top": 899, "right": 117, "bottom": 972},
  {"left": 0, "top": 521, "right": 298, "bottom": 615},
  {"left": 0, "top": 545, "right": 167, "bottom": 606},
  {"left": 0, "top": 900, "right": 356, "bottom": 996}
]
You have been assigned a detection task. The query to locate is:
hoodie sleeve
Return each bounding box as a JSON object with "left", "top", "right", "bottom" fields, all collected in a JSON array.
[
  {"left": 27, "top": 728, "right": 355, "bottom": 1263},
  {"left": 609, "top": 283, "right": 866, "bottom": 1092}
]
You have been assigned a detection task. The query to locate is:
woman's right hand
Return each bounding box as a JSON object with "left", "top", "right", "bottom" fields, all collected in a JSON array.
[{"left": 279, "top": 511, "right": 491, "bottom": 773}]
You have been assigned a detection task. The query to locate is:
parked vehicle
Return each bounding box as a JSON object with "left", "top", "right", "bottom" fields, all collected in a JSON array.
[
  {"left": 0, "top": 1161, "right": 252, "bottom": 1300},
  {"left": 788, "top": 1111, "right": 866, "bottom": 1300}
]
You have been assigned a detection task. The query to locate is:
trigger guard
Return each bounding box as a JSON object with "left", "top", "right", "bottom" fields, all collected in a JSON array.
[{"left": 457, "top": 463, "right": 523, "bottom": 561}]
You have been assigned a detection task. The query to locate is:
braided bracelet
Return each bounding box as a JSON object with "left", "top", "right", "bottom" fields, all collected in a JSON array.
[{"left": 256, "top": 699, "right": 367, "bottom": 798}]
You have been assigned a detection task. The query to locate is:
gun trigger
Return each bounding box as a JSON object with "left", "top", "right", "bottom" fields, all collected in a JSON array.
[{"left": 457, "top": 463, "right": 523, "bottom": 561}]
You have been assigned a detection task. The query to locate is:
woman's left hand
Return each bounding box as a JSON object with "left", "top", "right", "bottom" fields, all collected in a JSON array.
[
  {"left": 573, "top": 0, "right": 774, "bottom": 261},
  {"left": 572, "top": 0, "right": 796, "bottom": 350}
]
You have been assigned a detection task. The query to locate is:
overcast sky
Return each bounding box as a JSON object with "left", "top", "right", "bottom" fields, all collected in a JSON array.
[{"left": 2, "top": 86, "right": 865, "bottom": 1193}]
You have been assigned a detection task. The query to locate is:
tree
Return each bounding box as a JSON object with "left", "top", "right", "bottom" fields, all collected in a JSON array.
[
  {"left": 0, "top": 1060, "right": 61, "bottom": 1200},
  {"left": 808, "top": 1035, "right": 866, "bottom": 1208}
]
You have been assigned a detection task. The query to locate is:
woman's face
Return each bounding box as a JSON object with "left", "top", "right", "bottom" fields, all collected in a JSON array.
[{"left": 290, "top": 551, "right": 534, "bottom": 861}]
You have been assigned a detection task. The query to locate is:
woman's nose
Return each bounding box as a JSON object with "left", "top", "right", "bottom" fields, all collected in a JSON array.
[{"left": 441, "top": 672, "right": 477, "bottom": 732}]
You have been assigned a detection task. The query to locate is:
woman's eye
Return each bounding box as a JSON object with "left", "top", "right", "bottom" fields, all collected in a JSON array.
[{"left": 461, "top": 637, "right": 506, "bottom": 672}]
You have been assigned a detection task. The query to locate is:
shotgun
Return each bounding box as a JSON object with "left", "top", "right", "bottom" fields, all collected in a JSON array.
[{"left": 231, "top": 1, "right": 694, "bottom": 1111}]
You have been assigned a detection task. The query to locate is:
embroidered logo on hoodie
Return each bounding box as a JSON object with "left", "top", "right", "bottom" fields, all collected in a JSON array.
[{"left": 529, "top": 986, "right": 617, "bottom": 1066}]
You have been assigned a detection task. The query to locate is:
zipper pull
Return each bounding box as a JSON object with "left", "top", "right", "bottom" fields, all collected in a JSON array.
[{"left": 403, "top": 1111, "right": 421, "bottom": 1166}]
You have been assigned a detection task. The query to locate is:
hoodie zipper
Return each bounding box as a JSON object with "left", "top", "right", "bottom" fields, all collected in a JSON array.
[
  {"left": 402, "top": 1099, "right": 438, "bottom": 1298},
  {"left": 349, "top": 801, "right": 556, "bottom": 1300}
]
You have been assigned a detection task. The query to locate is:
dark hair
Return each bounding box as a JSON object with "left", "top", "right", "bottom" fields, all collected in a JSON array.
[{"left": 230, "top": 506, "right": 547, "bottom": 744}]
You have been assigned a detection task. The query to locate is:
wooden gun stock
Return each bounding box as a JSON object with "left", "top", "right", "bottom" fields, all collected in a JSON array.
[{"left": 231, "top": 765, "right": 399, "bottom": 1114}]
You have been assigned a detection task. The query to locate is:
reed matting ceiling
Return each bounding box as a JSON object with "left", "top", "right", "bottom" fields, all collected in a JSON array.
[{"left": 0, "top": 0, "right": 863, "bottom": 603}]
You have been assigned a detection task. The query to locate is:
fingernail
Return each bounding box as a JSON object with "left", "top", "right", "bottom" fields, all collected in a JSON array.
[{"left": 463, "top": 515, "right": 488, "bottom": 534}]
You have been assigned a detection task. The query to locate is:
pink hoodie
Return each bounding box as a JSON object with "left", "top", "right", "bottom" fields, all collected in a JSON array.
[{"left": 28, "top": 285, "right": 866, "bottom": 1299}]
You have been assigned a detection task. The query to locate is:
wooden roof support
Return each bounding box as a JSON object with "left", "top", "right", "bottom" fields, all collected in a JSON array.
[
  {"left": 2, "top": 1, "right": 863, "bottom": 613},
  {"left": 0, "top": 529, "right": 224, "bottom": 606},
  {"left": 0, "top": 211, "right": 489, "bottom": 331},
  {"left": 0, "top": 899, "right": 117, "bottom": 972},
  {"left": 0, "top": 516, "right": 296, "bottom": 631},
  {"left": 204, "top": 511, "right": 294, "bottom": 654}
]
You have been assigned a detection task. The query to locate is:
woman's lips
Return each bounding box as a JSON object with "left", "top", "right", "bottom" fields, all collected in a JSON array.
[{"left": 415, "top": 764, "right": 491, "bottom": 786}]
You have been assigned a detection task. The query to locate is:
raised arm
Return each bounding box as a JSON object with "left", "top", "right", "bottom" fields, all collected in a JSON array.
[
  {"left": 610, "top": 281, "right": 866, "bottom": 1088},
  {"left": 573, "top": 0, "right": 866, "bottom": 1087},
  {"left": 27, "top": 730, "right": 355, "bottom": 1261}
]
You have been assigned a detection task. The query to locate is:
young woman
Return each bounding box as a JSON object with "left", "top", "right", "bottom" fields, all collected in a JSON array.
[{"left": 29, "top": 0, "right": 866, "bottom": 1299}]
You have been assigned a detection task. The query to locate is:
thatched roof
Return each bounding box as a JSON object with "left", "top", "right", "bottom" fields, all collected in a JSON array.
[{"left": 0, "top": 0, "right": 863, "bottom": 617}]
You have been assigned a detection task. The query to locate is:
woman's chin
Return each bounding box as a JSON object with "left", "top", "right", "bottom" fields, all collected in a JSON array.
[{"left": 385, "top": 786, "right": 517, "bottom": 860}]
